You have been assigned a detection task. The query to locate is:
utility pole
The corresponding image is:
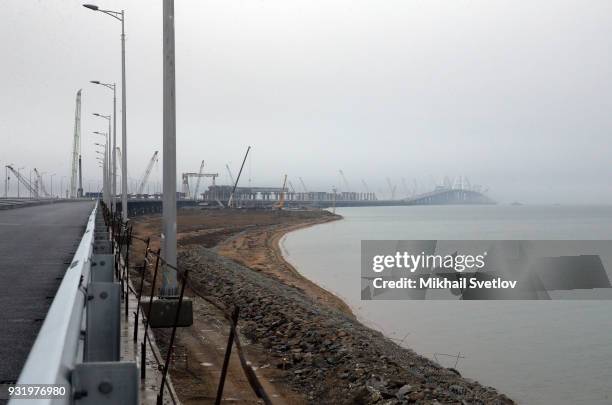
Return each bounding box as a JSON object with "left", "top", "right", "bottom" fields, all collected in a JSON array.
[{"left": 161, "top": 0, "right": 177, "bottom": 296}]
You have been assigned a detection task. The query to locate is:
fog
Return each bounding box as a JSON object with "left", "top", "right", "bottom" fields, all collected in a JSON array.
[{"left": 1, "top": 0, "right": 611, "bottom": 203}]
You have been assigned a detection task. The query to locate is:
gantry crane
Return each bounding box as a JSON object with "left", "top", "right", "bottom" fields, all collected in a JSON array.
[
  {"left": 182, "top": 171, "right": 218, "bottom": 199},
  {"left": 137, "top": 151, "right": 159, "bottom": 195},
  {"left": 6, "top": 165, "right": 38, "bottom": 198}
]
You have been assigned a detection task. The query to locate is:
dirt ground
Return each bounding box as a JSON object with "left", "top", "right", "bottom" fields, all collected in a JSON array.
[{"left": 129, "top": 207, "right": 343, "bottom": 404}]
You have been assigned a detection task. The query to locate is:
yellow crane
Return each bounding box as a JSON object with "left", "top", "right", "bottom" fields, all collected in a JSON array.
[{"left": 274, "top": 174, "right": 288, "bottom": 210}]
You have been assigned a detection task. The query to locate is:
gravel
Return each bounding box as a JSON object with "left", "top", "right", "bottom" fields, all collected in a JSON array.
[{"left": 181, "top": 246, "right": 515, "bottom": 404}]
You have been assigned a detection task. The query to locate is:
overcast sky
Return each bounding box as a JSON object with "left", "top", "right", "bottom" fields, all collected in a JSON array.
[{"left": 2, "top": 0, "right": 611, "bottom": 203}]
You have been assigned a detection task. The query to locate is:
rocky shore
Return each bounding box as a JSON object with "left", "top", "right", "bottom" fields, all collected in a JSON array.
[
  {"left": 132, "top": 209, "right": 514, "bottom": 404},
  {"left": 181, "top": 245, "right": 514, "bottom": 404}
]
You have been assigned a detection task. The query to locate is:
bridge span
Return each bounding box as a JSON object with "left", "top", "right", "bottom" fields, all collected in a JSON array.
[{"left": 0, "top": 201, "right": 94, "bottom": 385}]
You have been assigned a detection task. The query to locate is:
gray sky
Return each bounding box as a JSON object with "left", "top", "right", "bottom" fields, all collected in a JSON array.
[{"left": 2, "top": 0, "right": 611, "bottom": 203}]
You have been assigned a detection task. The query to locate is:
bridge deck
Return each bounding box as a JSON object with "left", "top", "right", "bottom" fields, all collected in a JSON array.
[{"left": 0, "top": 201, "right": 94, "bottom": 384}]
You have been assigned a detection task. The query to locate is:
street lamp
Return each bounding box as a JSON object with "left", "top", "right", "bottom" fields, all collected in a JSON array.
[
  {"left": 94, "top": 131, "right": 109, "bottom": 206},
  {"left": 93, "top": 114, "right": 112, "bottom": 209},
  {"left": 83, "top": 4, "right": 128, "bottom": 220},
  {"left": 91, "top": 81, "right": 117, "bottom": 213},
  {"left": 50, "top": 173, "right": 56, "bottom": 199}
]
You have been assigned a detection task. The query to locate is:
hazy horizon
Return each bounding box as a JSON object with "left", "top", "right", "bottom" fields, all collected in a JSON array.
[{"left": 2, "top": 0, "right": 611, "bottom": 204}]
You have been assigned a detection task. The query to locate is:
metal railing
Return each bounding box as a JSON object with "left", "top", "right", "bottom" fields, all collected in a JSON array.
[{"left": 10, "top": 201, "right": 138, "bottom": 404}]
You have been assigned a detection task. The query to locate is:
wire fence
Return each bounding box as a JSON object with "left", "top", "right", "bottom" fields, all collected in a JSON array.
[{"left": 101, "top": 201, "right": 272, "bottom": 405}]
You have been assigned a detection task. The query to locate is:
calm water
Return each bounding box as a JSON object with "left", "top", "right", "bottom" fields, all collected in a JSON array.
[{"left": 281, "top": 205, "right": 612, "bottom": 405}]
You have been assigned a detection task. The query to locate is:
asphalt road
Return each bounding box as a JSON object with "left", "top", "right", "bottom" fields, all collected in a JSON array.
[{"left": 0, "top": 201, "right": 94, "bottom": 384}]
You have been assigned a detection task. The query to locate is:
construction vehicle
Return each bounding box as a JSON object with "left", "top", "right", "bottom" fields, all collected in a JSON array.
[{"left": 274, "top": 174, "right": 288, "bottom": 210}]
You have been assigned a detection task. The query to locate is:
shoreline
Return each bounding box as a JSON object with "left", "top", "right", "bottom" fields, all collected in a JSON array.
[{"left": 132, "top": 208, "right": 514, "bottom": 404}]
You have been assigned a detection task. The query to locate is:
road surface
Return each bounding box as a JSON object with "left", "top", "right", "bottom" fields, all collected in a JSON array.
[{"left": 0, "top": 201, "right": 94, "bottom": 385}]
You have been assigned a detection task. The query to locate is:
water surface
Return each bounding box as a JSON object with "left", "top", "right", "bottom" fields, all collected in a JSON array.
[{"left": 281, "top": 205, "right": 612, "bottom": 404}]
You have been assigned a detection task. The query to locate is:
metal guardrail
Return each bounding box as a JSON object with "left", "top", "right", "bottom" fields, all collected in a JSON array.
[{"left": 10, "top": 201, "right": 138, "bottom": 405}]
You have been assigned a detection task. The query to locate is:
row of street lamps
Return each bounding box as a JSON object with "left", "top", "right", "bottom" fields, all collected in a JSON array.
[
  {"left": 84, "top": 2, "right": 178, "bottom": 295},
  {"left": 83, "top": 3, "right": 127, "bottom": 220}
]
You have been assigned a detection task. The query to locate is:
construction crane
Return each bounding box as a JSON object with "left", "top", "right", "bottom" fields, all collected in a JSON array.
[
  {"left": 298, "top": 177, "right": 308, "bottom": 193},
  {"left": 192, "top": 160, "right": 206, "bottom": 200},
  {"left": 339, "top": 169, "right": 350, "bottom": 191},
  {"left": 361, "top": 179, "right": 370, "bottom": 193},
  {"left": 225, "top": 164, "right": 235, "bottom": 186},
  {"left": 288, "top": 180, "right": 296, "bottom": 193},
  {"left": 137, "top": 151, "right": 159, "bottom": 195},
  {"left": 33, "top": 168, "right": 49, "bottom": 197},
  {"left": 69, "top": 89, "right": 82, "bottom": 198},
  {"left": 274, "top": 174, "right": 288, "bottom": 210},
  {"left": 228, "top": 146, "right": 251, "bottom": 208},
  {"left": 6, "top": 165, "right": 38, "bottom": 198},
  {"left": 386, "top": 177, "right": 396, "bottom": 200},
  {"left": 181, "top": 172, "right": 218, "bottom": 199}
]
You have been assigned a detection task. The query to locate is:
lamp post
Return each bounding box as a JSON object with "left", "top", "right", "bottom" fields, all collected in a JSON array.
[
  {"left": 91, "top": 83, "right": 116, "bottom": 213},
  {"left": 50, "top": 174, "right": 56, "bottom": 199},
  {"left": 94, "top": 114, "right": 112, "bottom": 210},
  {"left": 161, "top": 0, "right": 178, "bottom": 295},
  {"left": 83, "top": 4, "right": 127, "bottom": 220},
  {"left": 94, "top": 131, "right": 109, "bottom": 206}
]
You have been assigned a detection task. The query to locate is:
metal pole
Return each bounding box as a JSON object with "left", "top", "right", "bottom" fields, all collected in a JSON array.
[
  {"left": 121, "top": 11, "right": 128, "bottom": 220},
  {"left": 161, "top": 0, "right": 177, "bottom": 296},
  {"left": 112, "top": 84, "right": 117, "bottom": 214},
  {"left": 107, "top": 116, "right": 112, "bottom": 211}
]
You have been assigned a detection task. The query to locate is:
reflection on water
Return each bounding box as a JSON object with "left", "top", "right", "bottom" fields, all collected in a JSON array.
[{"left": 281, "top": 205, "right": 612, "bottom": 405}]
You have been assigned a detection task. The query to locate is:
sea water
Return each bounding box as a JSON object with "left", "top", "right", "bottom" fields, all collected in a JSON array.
[{"left": 281, "top": 205, "right": 612, "bottom": 404}]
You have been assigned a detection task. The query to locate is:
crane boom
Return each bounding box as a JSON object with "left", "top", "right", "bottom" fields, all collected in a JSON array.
[
  {"left": 339, "top": 170, "right": 350, "bottom": 191},
  {"left": 274, "top": 174, "right": 288, "bottom": 210},
  {"left": 70, "top": 89, "right": 82, "bottom": 198},
  {"left": 225, "top": 164, "right": 235, "bottom": 185},
  {"left": 361, "top": 179, "right": 370, "bottom": 193},
  {"left": 298, "top": 177, "right": 308, "bottom": 193},
  {"left": 137, "top": 151, "right": 159, "bottom": 195},
  {"left": 386, "top": 177, "right": 396, "bottom": 200},
  {"left": 228, "top": 146, "right": 251, "bottom": 208},
  {"left": 6, "top": 165, "right": 38, "bottom": 198},
  {"left": 33, "top": 168, "right": 48, "bottom": 197},
  {"left": 193, "top": 160, "right": 205, "bottom": 200}
]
